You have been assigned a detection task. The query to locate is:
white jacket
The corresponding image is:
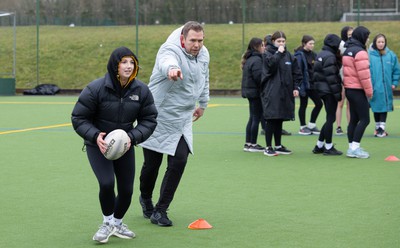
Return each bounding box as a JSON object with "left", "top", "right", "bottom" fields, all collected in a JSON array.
[{"left": 139, "top": 25, "right": 210, "bottom": 155}]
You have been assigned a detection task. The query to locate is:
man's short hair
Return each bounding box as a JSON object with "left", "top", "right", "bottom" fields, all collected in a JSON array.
[{"left": 181, "top": 21, "right": 204, "bottom": 38}]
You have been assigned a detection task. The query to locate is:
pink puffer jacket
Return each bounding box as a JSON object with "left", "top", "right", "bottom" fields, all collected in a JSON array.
[{"left": 342, "top": 50, "right": 373, "bottom": 98}]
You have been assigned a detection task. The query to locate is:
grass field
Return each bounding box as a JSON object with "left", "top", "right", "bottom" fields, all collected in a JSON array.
[
  {"left": 0, "top": 95, "right": 399, "bottom": 248},
  {"left": 1, "top": 21, "right": 400, "bottom": 90}
]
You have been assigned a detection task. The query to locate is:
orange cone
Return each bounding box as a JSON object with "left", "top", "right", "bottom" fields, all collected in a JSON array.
[
  {"left": 188, "top": 218, "right": 212, "bottom": 229},
  {"left": 385, "top": 155, "right": 400, "bottom": 161}
]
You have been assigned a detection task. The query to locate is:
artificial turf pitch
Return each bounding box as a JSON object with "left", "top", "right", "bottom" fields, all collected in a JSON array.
[{"left": 0, "top": 96, "right": 399, "bottom": 248}]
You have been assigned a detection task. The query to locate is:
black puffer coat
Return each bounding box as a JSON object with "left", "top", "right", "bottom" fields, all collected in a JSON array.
[
  {"left": 241, "top": 51, "right": 263, "bottom": 99},
  {"left": 313, "top": 34, "right": 342, "bottom": 101},
  {"left": 71, "top": 47, "right": 158, "bottom": 147},
  {"left": 261, "top": 44, "right": 302, "bottom": 120}
]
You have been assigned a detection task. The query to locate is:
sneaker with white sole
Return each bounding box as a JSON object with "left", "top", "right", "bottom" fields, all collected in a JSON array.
[
  {"left": 335, "top": 127, "right": 344, "bottom": 135},
  {"left": 113, "top": 223, "right": 136, "bottom": 239},
  {"left": 264, "top": 147, "right": 277, "bottom": 156},
  {"left": 93, "top": 222, "right": 116, "bottom": 243},
  {"left": 346, "top": 147, "right": 369, "bottom": 159},
  {"left": 298, "top": 127, "right": 312, "bottom": 135},
  {"left": 309, "top": 126, "right": 320, "bottom": 134},
  {"left": 275, "top": 146, "right": 292, "bottom": 155},
  {"left": 243, "top": 144, "right": 250, "bottom": 152},
  {"left": 248, "top": 144, "right": 265, "bottom": 152}
]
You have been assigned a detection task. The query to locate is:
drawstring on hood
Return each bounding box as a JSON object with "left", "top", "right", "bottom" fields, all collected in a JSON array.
[{"left": 107, "top": 46, "right": 139, "bottom": 87}]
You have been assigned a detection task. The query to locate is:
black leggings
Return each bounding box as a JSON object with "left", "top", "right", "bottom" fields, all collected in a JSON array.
[
  {"left": 140, "top": 136, "right": 190, "bottom": 211},
  {"left": 245, "top": 97, "right": 263, "bottom": 144},
  {"left": 318, "top": 94, "right": 337, "bottom": 144},
  {"left": 374, "top": 112, "right": 387, "bottom": 123},
  {"left": 86, "top": 145, "right": 135, "bottom": 219},
  {"left": 345, "top": 89, "right": 370, "bottom": 143},
  {"left": 265, "top": 119, "right": 283, "bottom": 147},
  {"left": 298, "top": 89, "right": 323, "bottom": 126}
]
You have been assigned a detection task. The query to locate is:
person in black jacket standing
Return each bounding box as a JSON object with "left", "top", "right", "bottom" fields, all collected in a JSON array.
[
  {"left": 312, "top": 34, "right": 343, "bottom": 155},
  {"left": 71, "top": 47, "right": 158, "bottom": 243},
  {"left": 241, "top": 37, "right": 265, "bottom": 152},
  {"left": 261, "top": 31, "right": 302, "bottom": 156}
]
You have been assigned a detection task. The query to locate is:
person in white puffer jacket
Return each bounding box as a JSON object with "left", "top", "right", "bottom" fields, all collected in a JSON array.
[{"left": 139, "top": 21, "right": 210, "bottom": 226}]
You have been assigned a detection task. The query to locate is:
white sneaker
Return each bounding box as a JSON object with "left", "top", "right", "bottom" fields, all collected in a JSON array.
[
  {"left": 93, "top": 222, "right": 116, "bottom": 243},
  {"left": 113, "top": 223, "right": 136, "bottom": 239}
]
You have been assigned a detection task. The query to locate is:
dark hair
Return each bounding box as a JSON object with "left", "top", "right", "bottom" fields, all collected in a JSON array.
[
  {"left": 241, "top": 37, "right": 263, "bottom": 69},
  {"left": 340, "top": 26, "right": 353, "bottom": 41},
  {"left": 295, "top": 35, "right": 314, "bottom": 52},
  {"left": 271, "top": 31, "right": 286, "bottom": 42},
  {"left": 182, "top": 21, "right": 204, "bottom": 38},
  {"left": 302, "top": 35, "right": 314, "bottom": 45},
  {"left": 372, "top": 33, "right": 387, "bottom": 52}
]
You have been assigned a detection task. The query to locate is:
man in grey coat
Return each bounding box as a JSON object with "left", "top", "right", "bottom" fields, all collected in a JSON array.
[{"left": 138, "top": 21, "right": 210, "bottom": 226}]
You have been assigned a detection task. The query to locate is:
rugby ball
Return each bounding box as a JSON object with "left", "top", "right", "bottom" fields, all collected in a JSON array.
[{"left": 103, "top": 129, "right": 130, "bottom": 160}]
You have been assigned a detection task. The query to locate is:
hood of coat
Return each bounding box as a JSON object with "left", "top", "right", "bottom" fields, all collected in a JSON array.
[
  {"left": 351, "top": 26, "right": 370, "bottom": 49},
  {"left": 107, "top": 46, "right": 139, "bottom": 87},
  {"left": 323, "top": 34, "right": 341, "bottom": 53}
]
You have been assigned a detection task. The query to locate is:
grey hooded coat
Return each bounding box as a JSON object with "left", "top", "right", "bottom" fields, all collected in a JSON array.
[{"left": 139, "top": 26, "right": 210, "bottom": 155}]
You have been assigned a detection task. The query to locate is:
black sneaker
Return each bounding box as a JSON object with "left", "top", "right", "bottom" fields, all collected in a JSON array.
[
  {"left": 264, "top": 146, "right": 277, "bottom": 157},
  {"left": 275, "top": 146, "right": 292, "bottom": 155},
  {"left": 282, "top": 129, "right": 292, "bottom": 135},
  {"left": 323, "top": 146, "right": 343, "bottom": 156},
  {"left": 312, "top": 145, "right": 325, "bottom": 154},
  {"left": 139, "top": 196, "right": 154, "bottom": 219},
  {"left": 336, "top": 127, "right": 344, "bottom": 135},
  {"left": 150, "top": 210, "right": 173, "bottom": 227},
  {"left": 248, "top": 144, "right": 265, "bottom": 152}
]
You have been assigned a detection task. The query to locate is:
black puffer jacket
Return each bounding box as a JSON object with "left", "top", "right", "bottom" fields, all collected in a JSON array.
[
  {"left": 261, "top": 44, "right": 302, "bottom": 120},
  {"left": 241, "top": 51, "right": 263, "bottom": 99},
  {"left": 71, "top": 47, "right": 158, "bottom": 147},
  {"left": 313, "top": 34, "right": 342, "bottom": 100}
]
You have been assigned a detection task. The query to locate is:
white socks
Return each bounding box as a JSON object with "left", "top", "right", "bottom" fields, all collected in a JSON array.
[
  {"left": 103, "top": 214, "right": 122, "bottom": 226},
  {"left": 350, "top": 142, "right": 360, "bottom": 150},
  {"left": 308, "top": 122, "right": 316, "bottom": 129},
  {"left": 317, "top": 140, "right": 324, "bottom": 148},
  {"left": 376, "top": 122, "right": 386, "bottom": 130},
  {"left": 103, "top": 214, "right": 113, "bottom": 224}
]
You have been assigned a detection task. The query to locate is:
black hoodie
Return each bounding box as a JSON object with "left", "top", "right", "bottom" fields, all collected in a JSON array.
[
  {"left": 71, "top": 47, "right": 157, "bottom": 146},
  {"left": 313, "top": 34, "right": 343, "bottom": 100}
]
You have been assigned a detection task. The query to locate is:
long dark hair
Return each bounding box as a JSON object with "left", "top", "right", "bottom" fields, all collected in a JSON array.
[{"left": 241, "top": 37, "right": 263, "bottom": 69}]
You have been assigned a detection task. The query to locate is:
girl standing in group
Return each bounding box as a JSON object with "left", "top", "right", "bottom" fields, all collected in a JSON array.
[
  {"left": 241, "top": 37, "right": 265, "bottom": 152},
  {"left": 336, "top": 26, "right": 353, "bottom": 135},
  {"left": 312, "top": 34, "right": 343, "bottom": 155},
  {"left": 368, "top": 33, "right": 400, "bottom": 137},
  {"left": 342, "top": 26, "right": 373, "bottom": 159},
  {"left": 294, "top": 35, "right": 323, "bottom": 135},
  {"left": 261, "top": 31, "right": 302, "bottom": 156}
]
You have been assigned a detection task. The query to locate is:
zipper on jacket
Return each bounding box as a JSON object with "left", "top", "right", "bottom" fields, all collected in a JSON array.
[{"left": 380, "top": 55, "right": 389, "bottom": 108}]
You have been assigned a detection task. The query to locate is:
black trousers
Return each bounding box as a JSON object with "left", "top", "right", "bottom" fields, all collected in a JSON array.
[
  {"left": 265, "top": 119, "right": 283, "bottom": 147},
  {"left": 140, "top": 136, "right": 190, "bottom": 211},
  {"left": 246, "top": 97, "right": 263, "bottom": 144},
  {"left": 318, "top": 94, "right": 337, "bottom": 144},
  {"left": 345, "top": 88, "right": 370, "bottom": 143},
  {"left": 86, "top": 145, "right": 135, "bottom": 219},
  {"left": 298, "top": 89, "right": 323, "bottom": 126}
]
